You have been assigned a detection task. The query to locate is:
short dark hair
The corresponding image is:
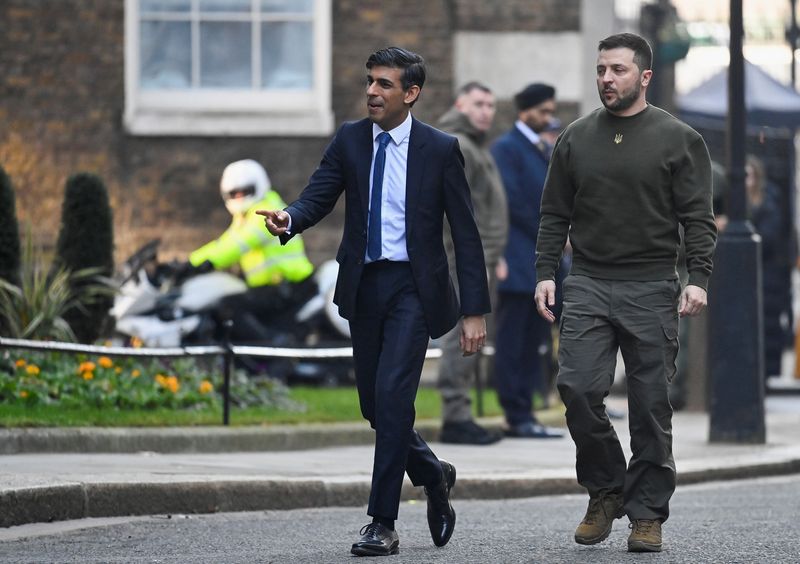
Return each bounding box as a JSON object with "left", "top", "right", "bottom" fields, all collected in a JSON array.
[
  {"left": 598, "top": 33, "right": 653, "bottom": 72},
  {"left": 366, "top": 47, "right": 426, "bottom": 91},
  {"left": 457, "top": 81, "right": 492, "bottom": 96}
]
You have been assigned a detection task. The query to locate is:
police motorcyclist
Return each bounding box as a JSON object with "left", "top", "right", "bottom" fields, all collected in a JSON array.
[{"left": 188, "top": 159, "right": 316, "bottom": 343}]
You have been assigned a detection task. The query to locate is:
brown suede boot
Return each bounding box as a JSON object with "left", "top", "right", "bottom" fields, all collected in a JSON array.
[
  {"left": 627, "top": 519, "right": 663, "bottom": 552},
  {"left": 574, "top": 493, "right": 625, "bottom": 545}
]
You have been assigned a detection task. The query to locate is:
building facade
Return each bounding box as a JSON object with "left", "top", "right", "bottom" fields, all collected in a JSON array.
[{"left": 1, "top": 0, "right": 616, "bottom": 265}]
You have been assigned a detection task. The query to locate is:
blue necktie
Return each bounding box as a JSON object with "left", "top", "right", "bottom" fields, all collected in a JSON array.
[{"left": 368, "top": 132, "right": 392, "bottom": 260}]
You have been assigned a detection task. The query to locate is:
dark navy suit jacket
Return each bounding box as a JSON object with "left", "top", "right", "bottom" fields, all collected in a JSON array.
[
  {"left": 281, "top": 116, "right": 490, "bottom": 339},
  {"left": 491, "top": 127, "right": 550, "bottom": 293}
]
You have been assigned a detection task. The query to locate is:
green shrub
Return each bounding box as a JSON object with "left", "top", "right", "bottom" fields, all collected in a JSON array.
[
  {"left": 55, "top": 173, "right": 115, "bottom": 343},
  {"left": 0, "top": 165, "right": 21, "bottom": 289}
]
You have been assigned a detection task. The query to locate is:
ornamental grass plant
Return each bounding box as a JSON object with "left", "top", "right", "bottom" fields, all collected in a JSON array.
[{"left": 0, "top": 227, "right": 115, "bottom": 341}]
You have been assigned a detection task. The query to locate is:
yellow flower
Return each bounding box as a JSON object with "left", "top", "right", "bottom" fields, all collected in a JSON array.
[
  {"left": 199, "top": 380, "right": 214, "bottom": 394},
  {"left": 131, "top": 336, "right": 144, "bottom": 348},
  {"left": 78, "top": 360, "right": 95, "bottom": 380},
  {"left": 115, "top": 366, "right": 123, "bottom": 374},
  {"left": 98, "top": 356, "right": 113, "bottom": 369},
  {"left": 131, "top": 369, "right": 141, "bottom": 378},
  {"left": 155, "top": 374, "right": 180, "bottom": 393},
  {"left": 15, "top": 359, "right": 26, "bottom": 368},
  {"left": 19, "top": 390, "right": 29, "bottom": 398},
  {"left": 26, "top": 364, "right": 40, "bottom": 376},
  {"left": 166, "top": 376, "right": 180, "bottom": 394}
]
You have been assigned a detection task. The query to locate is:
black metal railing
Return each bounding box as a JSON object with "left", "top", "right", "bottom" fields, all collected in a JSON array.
[{"left": 1, "top": 336, "right": 493, "bottom": 425}]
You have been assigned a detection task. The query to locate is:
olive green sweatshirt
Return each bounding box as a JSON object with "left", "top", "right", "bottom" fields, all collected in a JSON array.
[{"left": 535, "top": 105, "right": 717, "bottom": 289}]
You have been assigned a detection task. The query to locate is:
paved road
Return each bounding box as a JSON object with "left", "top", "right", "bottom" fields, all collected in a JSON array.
[{"left": 2, "top": 474, "right": 798, "bottom": 563}]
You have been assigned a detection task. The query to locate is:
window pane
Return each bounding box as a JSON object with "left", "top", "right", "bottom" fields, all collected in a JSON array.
[
  {"left": 199, "top": 0, "right": 251, "bottom": 12},
  {"left": 141, "top": 0, "right": 191, "bottom": 12},
  {"left": 140, "top": 21, "right": 191, "bottom": 89},
  {"left": 200, "top": 22, "right": 252, "bottom": 88},
  {"left": 261, "top": 21, "right": 312, "bottom": 89},
  {"left": 260, "top": 0, "right": 313, "bottom": 14}
]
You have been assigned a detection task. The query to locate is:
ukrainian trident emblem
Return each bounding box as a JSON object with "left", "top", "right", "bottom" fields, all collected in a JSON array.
[{"left": 614, "top": 133, "right": 623, "bottom": 144}]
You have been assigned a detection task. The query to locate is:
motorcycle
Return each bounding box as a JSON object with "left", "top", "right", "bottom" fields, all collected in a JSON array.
[{"left": 110, "top": 240, "right": 354, "bottom": 385}]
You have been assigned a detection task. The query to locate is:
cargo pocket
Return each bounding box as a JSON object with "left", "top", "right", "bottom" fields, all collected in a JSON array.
[{"left": 662, "top": 318, "right": 679, "bottom": 383}]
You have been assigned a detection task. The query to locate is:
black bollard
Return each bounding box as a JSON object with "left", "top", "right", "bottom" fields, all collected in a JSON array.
[{"left": 708, "top": 224, "right": 765, "bottom": 443}]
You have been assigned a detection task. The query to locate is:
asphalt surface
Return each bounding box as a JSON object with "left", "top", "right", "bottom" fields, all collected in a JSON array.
[
  {"left": 1, "top": 396, "right": 799, "bottom": 531},
  {"left": 2, "top": 475, "right": 799, "bottom": 563}
]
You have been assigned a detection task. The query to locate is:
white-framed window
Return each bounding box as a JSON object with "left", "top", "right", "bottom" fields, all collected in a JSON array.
[{"left": 124, "top": 0, "right": 333, "bottom": 136}]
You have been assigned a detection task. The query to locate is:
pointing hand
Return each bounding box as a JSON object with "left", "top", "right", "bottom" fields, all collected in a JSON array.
[{"left": 256, "top": 210, "right": 290, "bottom": 236}]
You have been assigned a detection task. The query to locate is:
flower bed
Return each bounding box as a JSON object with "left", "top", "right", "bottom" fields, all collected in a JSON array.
[{"left": 1, "top": 351, "right": 295, "bottom": 411}]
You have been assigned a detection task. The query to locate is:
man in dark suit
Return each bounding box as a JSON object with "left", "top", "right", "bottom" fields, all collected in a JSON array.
[
  {"left": 258, "top": 47, "right": 490, "bottom": 557},
  {"left": 491, "top": 83, "right": 564, "bottom": 439}
]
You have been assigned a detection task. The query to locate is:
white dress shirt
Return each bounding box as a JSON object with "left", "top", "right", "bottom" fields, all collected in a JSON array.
[{"left": 514, "top": 119, "right": 543, "bottom": 147}]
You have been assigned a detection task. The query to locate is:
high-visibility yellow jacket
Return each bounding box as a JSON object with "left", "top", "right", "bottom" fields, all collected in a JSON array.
[{"left": 189, "top": 192, "right": 314, "bottom": 288}]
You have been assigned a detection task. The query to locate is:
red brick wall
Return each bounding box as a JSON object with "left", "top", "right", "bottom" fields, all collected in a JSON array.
[{"left": 0, "top": 0, "right": 581, "bottom": 266}]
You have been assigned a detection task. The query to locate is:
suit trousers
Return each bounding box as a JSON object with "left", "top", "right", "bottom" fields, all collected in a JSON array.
[
  {"left": 556, "top": 274, "right": 680, "bottom": 522},
  {"left": 494, "top": 291, "right": 550, "bottom": 425},
  {"left": 350, "top": 260, "right": 443, "bottom": 520}
]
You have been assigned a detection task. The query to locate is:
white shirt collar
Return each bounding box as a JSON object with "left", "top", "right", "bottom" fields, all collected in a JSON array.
[
  {"left": 373, "top": 112, "right": 413, "bottom": 145},
  {"left": 515, "top": 119, "right": 541, "bottom": 145}
]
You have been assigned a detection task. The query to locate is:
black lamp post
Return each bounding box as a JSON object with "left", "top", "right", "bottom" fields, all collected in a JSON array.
[{"left": 707, "top": 0, "right": 766, "bottom": 443}]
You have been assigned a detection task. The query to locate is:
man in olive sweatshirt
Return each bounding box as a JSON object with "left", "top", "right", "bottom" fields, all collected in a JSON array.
[{"left": 534, "top": 33, "right": 716, "bottom": 554}]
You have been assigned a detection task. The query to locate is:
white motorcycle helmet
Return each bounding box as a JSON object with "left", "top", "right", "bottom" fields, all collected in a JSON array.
[{"left": 220, "top": 159, "right": 271, "bottom": 215}]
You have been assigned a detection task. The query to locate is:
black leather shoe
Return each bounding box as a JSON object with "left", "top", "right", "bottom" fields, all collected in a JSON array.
[
  {"left": 504, "top": 421, "right": 565, "bottom": 438},
  {"left": 424, "top": 460, "right": 457, "bottom": 547},
  {"left": 440, "top": 421, "right": 502, "bottom": 445},
  {"left": 350, "top": 523, "right": 399, "bottom": 556}
]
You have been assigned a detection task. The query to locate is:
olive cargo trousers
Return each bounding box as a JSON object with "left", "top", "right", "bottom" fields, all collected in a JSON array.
[{"left": 556, "top": 274, "right": 680, "bottom": 522}]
